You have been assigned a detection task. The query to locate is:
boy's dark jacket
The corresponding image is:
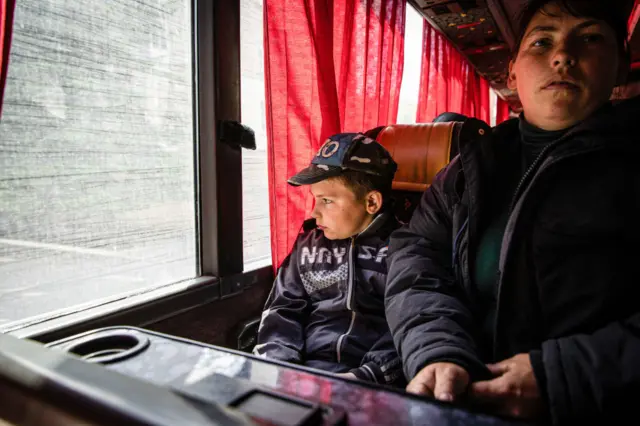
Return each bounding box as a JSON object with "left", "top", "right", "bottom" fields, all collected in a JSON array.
[
  {"left": 385, "top": 96, "right": 640, "bottom": 423},
  {"left": 255, "top": 211, "right": 404, "bottom": 386}
]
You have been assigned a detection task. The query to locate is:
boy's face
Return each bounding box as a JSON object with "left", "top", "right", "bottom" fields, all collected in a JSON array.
[{"left": 309, "top": 178, "right": 378, "bottom": 240}]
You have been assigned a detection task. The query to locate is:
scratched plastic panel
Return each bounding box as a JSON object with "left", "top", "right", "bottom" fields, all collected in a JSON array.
[{"left": 52, "top": 327, "right": 530, "bottom": 426}]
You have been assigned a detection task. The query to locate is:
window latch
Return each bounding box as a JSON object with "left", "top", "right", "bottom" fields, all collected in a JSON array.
[{"left": 217, "top": 120, "right": 256, "bottom": 151}]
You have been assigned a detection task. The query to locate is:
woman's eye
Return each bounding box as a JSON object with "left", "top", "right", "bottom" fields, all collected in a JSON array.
[{"left": 582, "top": 34, "right": 604, "bottom": 44}]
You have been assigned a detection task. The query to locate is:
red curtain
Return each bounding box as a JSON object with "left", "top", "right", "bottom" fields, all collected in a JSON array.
[
  {"left": 496, "top": 96, "right": 512, "bottom": 125},
  {"left": 416, "top": 23, "right": 491, "bottom": 123},
  {"left": 629, "top": 1, "right": 640, "bottom": 34},
  {"left": 264, "top": 0, "right": 406, "bottom": 268},
  {"left": 0, "top": 0, "right": 16, "bottom": 117}
]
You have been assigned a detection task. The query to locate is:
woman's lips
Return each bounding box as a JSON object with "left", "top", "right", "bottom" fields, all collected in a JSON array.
[{"left": 545, "top": 81, "right": 579, "bottom": 90}]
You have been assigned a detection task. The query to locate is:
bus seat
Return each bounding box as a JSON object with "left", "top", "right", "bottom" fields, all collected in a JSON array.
[
  {"left": 372, "top": 123, "right": 457, "bottom": 223},
  {"left": 237, "top": 123, "right": 457, "bottom": 352}
]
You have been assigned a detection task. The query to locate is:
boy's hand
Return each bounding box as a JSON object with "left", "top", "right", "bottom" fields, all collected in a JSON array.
[
  {"left": 406, "top": 362, "right": 469, "bottom": 402},
  {"left": 335, "top": 372, "right": 357, "bottom": 379},
  {"left": 468, "top": 353, "right": 543, "bottom": 419}
]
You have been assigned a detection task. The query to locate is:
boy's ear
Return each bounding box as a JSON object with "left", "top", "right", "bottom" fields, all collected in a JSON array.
[
  {"left": 365, "top": 191, "right": 383, "bottom": 215},
  {"left": 507, "top": 60, "right": 517, "bottom": 91}
]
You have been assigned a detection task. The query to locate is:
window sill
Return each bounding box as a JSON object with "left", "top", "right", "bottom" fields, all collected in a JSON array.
[{"left": 3, "top": 276, "right": 220, "bottom": 342}]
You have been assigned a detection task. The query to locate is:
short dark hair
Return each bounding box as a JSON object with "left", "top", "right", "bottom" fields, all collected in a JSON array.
[
  {"left": 433, "top": 112, "right": 469, "bottom": 123},
  {"left": 513, "top": 0, "right": 630, "bottom": 67},
  {"left": 332, "top": 169, "right": 393, "bottom": 204}
]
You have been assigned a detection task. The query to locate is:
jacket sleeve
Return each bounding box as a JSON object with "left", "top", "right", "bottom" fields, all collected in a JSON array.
[
  {"left": 349, "top": 329, "right": 404, "bottom": 386},
  {"left": 533, "top": 312, "right": 640, "bottom": 424},
  {"left": 253, "top": 242, "right": 309, "bottom": 364},
  {"left": 385, "top": 164, "right": 490, "bottom": 381}
]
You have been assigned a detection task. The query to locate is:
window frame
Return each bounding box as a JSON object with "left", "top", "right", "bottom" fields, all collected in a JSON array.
[
  {"left": 197, "top": 0, "right": 244, "bottom": 277},
  {"left": 3, "top": 0, "right": 256, "bottom": 341}
]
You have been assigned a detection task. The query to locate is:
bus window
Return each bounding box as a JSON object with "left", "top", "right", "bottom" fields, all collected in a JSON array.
[
  {"left": 395, "top": 4, "right": 423, "bottom": 125},
  {"left": 0, "top": 0, "right": 196, "bottom": 328},
  {"left": 240, "top": 0, "right": 271, "bottom": 271}
]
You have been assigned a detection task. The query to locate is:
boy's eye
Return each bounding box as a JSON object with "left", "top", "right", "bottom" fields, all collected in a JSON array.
[
  {"left": 322, "top": 198, "right": 332, "bottom": 204},
  {"left": 582, "top": 33, "right": 604, "bottom": 44}
]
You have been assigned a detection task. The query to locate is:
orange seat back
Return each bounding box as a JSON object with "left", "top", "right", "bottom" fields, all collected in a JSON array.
[{"left": 375, "top": 123, "right": 456, "bottom": 192}]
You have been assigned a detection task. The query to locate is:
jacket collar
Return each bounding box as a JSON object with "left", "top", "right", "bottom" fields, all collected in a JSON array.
[
  {"left": 458, "top": 96, "right": 640, "bottom": 167},
  {"left": 357, "top": 210, "right": 396, "bottom": 239}
]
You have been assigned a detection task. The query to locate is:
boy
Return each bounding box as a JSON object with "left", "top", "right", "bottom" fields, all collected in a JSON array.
[{"left": 253, "top": 133, "right": 404, "bottom": 387}]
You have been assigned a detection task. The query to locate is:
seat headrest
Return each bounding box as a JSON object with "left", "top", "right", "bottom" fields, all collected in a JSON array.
[{"left": 375, "top": 123, "right": 456, "bottom": 192}]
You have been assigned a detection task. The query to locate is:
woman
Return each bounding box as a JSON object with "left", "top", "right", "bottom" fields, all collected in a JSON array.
[{"left": 385, "top": 0, "right": 639, "bottom": 423}]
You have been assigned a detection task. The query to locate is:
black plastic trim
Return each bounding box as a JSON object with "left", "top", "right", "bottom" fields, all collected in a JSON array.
[
  {"left": 212, "top": 0, "right": 244, "bottom": 275},
  {"left": 194, "top": 0, "right": 221, "bottom": 276},
  {"left": 0, "top": 332, "right": 254, "bottom": 426},
  {"left": 53, "top": 329, "right": 151, "bottom": 365},
  {"left": 485, "top": 0, "right": 516, "bottom": 51},
  {"left": 197, "top": 0, "right": 244, "bottom": 276}
]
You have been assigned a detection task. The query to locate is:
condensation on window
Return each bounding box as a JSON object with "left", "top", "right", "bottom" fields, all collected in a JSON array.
[{"left": 0, "top": 0, "right": 196, "bottom": 326}]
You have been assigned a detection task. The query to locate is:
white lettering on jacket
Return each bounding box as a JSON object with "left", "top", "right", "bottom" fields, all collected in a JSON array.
[{"left": 300, "top": 245, "right": 388, "bottom": 265}]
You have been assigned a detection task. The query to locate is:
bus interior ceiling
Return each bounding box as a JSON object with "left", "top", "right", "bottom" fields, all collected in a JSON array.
[{"left": 409, "top": 0, "right": 640, "bottom": 112}]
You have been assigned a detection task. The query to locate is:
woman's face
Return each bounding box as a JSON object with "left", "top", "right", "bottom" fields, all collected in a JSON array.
[{"left": 508, "top": 3, "right": 624, "bottom": 130}]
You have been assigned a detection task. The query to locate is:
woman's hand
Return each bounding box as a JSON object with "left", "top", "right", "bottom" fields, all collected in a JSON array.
[
  {"left": 406, "top": 362, "right": 470, "bottom": 402},
  {"left": 469, "top": 354, "right": 544, "bottom": 419}
]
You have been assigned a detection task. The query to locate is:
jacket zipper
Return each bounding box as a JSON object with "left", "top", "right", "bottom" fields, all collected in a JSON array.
[
  {"left": 494, "top": 140, "right": 606, "bottom": 357},
  {"left": 508, "top": 138, "right": 569, "bottom": 213},
  {"left": 336, "top": 236, "right": 356, "bottom": 363},
  {"left": 493, "top": 141, "right": 559, "bottom": 357},
  {"left": 453, "top": 218, "right": 469, "bottom": 282}
]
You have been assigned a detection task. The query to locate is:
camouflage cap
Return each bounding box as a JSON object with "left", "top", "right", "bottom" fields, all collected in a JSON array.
[{"left": 288, "top": 133, "right": 397, "bottom": 186}]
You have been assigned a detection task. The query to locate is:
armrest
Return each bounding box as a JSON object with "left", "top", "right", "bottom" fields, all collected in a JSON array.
[{"left": 236, "top": 317, "right": 261, "bottom": 353}]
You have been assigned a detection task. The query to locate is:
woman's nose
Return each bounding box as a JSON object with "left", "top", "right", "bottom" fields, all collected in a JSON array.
[{"left": 551, "top": 43, "right": 577, "bottom": 69}]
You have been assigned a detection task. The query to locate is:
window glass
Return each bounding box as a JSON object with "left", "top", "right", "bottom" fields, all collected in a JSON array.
[
  {"left": 490, "top": 89, "right": 498, "bottom": 127},
  {"left": 0, "top": 0, "right": 196, "bottom": 327},
  {"left": 396, "top": 4, "right": 424, "bottom": 124},
  {"left": 240, "top": 0, "right": 271, "bottom": 270}
]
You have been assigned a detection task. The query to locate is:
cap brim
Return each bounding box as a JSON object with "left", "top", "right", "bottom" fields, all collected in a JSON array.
[{"left": 287, "top": 165, "right": 342, "bottom": 186}]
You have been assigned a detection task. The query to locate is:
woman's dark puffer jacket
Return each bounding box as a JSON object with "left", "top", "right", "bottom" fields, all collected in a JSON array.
[{"left": 386, "top": 96, "right": 640, "bottom": 424}]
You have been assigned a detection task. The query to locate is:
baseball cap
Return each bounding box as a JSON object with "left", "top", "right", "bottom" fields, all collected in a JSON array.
[{"left": 288, "top": 133, "right": 397, "bottom": 186}]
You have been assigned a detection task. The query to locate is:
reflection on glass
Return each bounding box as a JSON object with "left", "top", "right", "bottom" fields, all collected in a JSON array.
[{"left": 0, "top": 0, "right": 196, "bottom": 326}]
